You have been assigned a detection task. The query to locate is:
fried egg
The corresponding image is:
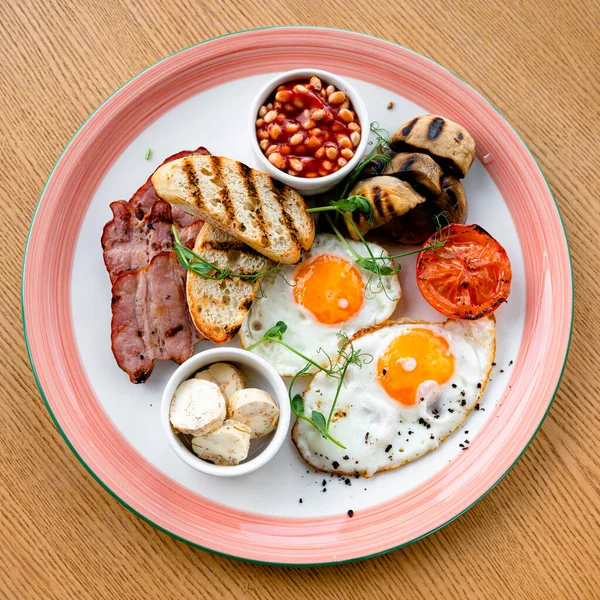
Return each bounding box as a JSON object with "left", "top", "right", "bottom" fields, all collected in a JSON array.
[
  {"left": 292, "top": 316, "right": 496, "bottom": 477},
  {"left": 240, "top": 234, "right": 401, "bottom": 376}
]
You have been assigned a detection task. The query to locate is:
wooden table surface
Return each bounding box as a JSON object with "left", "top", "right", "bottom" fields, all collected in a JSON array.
[{"left": 1, "top": 1, "right": 598, "bottom": 598}]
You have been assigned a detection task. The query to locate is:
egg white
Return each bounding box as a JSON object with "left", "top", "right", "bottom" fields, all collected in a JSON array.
[
  {"left": 240, "top": 234, "right": 401, "bottom": 377},
  {"left": 292, "top": 316, "right": 496, "bottom": 477}
]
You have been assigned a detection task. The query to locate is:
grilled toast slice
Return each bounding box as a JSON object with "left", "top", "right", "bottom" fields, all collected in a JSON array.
[
  {"left": 186, "top": 223, "right": 273, "bottom": 344},
  {"left": 152, "top": 155, "right": 314, "bottom": 264}
]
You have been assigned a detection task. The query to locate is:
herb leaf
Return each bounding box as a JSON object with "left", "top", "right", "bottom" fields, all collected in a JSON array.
[
  {"left": 331, "top": 195, "right": 369, "bottom": 214},
  {"left": 352, "top": 195, "right": 372, "bottom": 214},
  {"left": 291, "top": 394, "right": 304, "bottom": 416},
  {"left": 245, "top": 320, "right": 288, "bottom": 351},
  {"left": 171, "top": 225, "right": 280, "bottom": 285},
  {"left": 355, "top": 257, "right": 399, "bottom": 277},
  {"left": 188, "top": 261, "right": 215, "bottom": 276},
  {"left": 264, "top": 321, "right": 287, "bottom": 339},
  {"left": 307, "top": 195, "right": 374, "bottom": 227},
  {"left": 332, "top": 195, "right": 374, "bottom": 227},
  {"left": 311, "top": 411, "right": 328, "bottom": 436},
  {"left": 378, "top": 265, "right": 398, "bottom": 276},
  {"left": 355, "top": 257, "right": 378, "bottom": 272}
]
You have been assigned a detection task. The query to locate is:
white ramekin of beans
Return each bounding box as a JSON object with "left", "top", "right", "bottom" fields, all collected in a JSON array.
[{"left": 249, "top": 69, "right": 370, "bottom": 195}]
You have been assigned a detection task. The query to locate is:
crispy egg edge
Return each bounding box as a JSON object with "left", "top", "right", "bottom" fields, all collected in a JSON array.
[{"left": 291, "top": 315, "right": 497, "bottom": 478}]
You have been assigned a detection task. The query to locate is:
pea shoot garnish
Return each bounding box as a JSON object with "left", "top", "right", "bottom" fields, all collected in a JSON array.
[
  {"left": 339, "top": 122, "right": 393, "bottom": 198},
  {"left": 145, "top": 148, "right": 152, "bottom": 160},
  {"left": 306, "top": 195, "right": 375, "bottom": 227},
  {"left": 306, "top": 120, "right": 449, "bottom": 299},
  {"left": 171, "top": 225, "right": 280, "bottom": 284},
  {"left": 246, "top": 322, "right": 373, "bottom": 449}
]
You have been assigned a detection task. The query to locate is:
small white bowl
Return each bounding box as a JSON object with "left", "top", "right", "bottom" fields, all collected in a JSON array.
[
  {"left": 161, "top": 348, "right": 290, "bottom": 477},
  {"left": 249, "top": 68, "right": 370, "bottom": 196}
]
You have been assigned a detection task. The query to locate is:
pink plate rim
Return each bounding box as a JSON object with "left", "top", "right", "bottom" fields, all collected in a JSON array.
[{"left": 22, "top": 27, "right": 573, "bottom": 565}]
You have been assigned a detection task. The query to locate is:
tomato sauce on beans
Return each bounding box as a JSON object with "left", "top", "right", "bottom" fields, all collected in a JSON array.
[{"left": 255, "top": 76, "right": 362, "bottom": 178}]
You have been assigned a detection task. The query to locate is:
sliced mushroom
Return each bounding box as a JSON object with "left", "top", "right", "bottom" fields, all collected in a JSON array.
[
  {"left": 345, "top": 176, "right": 426, "bottom": 240},
  {"left": 437, "top": 175, "right": 468, "bottom": 224},
  {"left": 383, "top": 152, "right": 443, "bottom": 197},
  {"left": 194, "top": 370, "right": 217, "bottom": 385},
  {"left": 169, "top": 379, "right": 226, "bottom": 436},
  {"left": 358, "top": 157, "right": 388, "bottom": 180},
  {"left": 390, "top": 115, "right": 476, "bottom": 177},
  {"left": 379, "top": 176, "right": 467, "bottom": 245},
  {"left": 191, "top": 420, "right": 251, "bottom": 466},
  {"left": 205, "top": 362, "right": 245, "bottom": 401},
  {"left": 227, "top": 388, "right": 279, "bottom": 439}
]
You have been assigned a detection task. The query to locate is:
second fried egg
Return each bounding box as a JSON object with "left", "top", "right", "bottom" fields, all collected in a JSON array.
[
  {"left": 292, "top": 316, "right": 496, "bottom": 477},
  {"left": 240, "top": 234, "right": 401, "bottom": 376}
]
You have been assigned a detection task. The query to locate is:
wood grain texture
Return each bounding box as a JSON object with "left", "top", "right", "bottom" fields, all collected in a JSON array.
[{"left": 1, "top": 0, "right": 599, "bottom": 598}]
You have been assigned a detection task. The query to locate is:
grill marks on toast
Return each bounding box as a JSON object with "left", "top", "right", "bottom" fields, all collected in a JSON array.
[
  {"left": 152, "top": 155, "right": 315, "bottom": 263},
  {"left": 202, "top": 238, "right": 250, "bottom": 253},
  {"left": 183, "top": 160, "right": 204, "bottom": 210},
  {"left": 186, "top": 223, "right": 274, "bottom": 343},
  {"left": 271, "top": 179, "right": 302, "bottom": 253},
  {"left": 202, "top": 235, "right": 269, "bottom": 277},
  {"left": 210, "top": 155, "right": 236, "bottom": 223},
  {"left": 238, "top": 161, "right": 270, "bottom": 248}
]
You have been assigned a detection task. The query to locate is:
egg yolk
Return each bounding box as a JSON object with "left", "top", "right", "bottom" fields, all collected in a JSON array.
[
  {"left": 378, "top": 328, "right": 455, "bottom": 406},
  {"left": 293, "top": 254, "right": 364, "bottom": 324}
]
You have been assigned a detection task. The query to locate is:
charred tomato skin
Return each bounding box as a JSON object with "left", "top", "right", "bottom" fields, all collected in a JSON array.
[{"left": 416, "top": 223, "right": 512, "bottom": 319}]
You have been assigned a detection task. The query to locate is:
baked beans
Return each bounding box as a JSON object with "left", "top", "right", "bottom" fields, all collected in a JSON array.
[{"left": 255, "top": 76, "right": 361, "bottom": 177}]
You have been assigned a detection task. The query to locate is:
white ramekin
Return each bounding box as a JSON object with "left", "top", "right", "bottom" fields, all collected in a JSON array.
[
  {"left": 248, "top": 68, "right": 370, "bottom": 196},
  {"left": 161, "top": 347, "right": 290, "bottom": 477}
]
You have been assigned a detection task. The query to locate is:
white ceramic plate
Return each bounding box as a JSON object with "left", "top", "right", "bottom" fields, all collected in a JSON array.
[{"left": 23, "top": 28, "right": 572, "bottom": 564}]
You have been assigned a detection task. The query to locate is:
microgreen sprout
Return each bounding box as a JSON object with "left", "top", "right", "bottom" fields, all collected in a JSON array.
[
  {"left": 306, "top": 195, "right": 374, "bottom": 227},
  {"left": 331, "top": 210, "right": 450, "bottom": 290},
  {"left": 246, "top": 322, "right": 372, "bottom": 448},
  {"left": 339, "top": 122, "right": 393, "bottom": 198},
  {"left": 172, "top": 225, "right": 280, "bottom": 284}
]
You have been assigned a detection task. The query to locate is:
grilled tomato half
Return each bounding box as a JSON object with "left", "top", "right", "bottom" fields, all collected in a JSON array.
[{"left": 416, "top": 224, "right": 512, "bottom": 319}]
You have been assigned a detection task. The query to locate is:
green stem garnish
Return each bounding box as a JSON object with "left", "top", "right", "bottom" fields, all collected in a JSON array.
[
  {"left": 172, "top": 225, "right": 280, "bottom": 284},
  {"left": 246, "top": 323, "right": 372, "bottom": 449},
  {"left": 306, "top": 195, "right": 374, "bottom": 227},
  {"left": 245, "top": 322, "right": 323, "bottom": 371},
  {"left": 326, "top": 213, "right": 399, "bottom": 300},
  {"left": 145, "top": 148, "right": 152, "bottom": 160},
  {"left": 304, "top": 118, "right": 450, "bottom": 300},
  {"left": 339, "top": 122, "right": 393, "bottom": 199}
]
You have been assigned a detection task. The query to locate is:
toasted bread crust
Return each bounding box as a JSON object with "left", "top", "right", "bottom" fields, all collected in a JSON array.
[
  {"left": 152, "top": 156, "right": 315, "bottom": 264},
  {"left": 186, "top": 223, "right": 272, "bottom": 344}
]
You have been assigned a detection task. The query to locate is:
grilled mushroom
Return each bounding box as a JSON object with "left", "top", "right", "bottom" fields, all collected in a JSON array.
[
  {"left": 390, "top": 115, "right": 476, "bottom": 177},
  {"left": 383, "top": 152, "right": 443, "bottom": 197},
  {"left": 380, "top": 175, "right": 467, "bottom": 244},
  {"left": 359, "top": 157, "right": 388, "bottom": 179},
  {"left": 345, "top": 176, "right": 425, "bottom": 240},
  {"left": 438, "top": 175, "right": 468, "bottom": 222}
]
